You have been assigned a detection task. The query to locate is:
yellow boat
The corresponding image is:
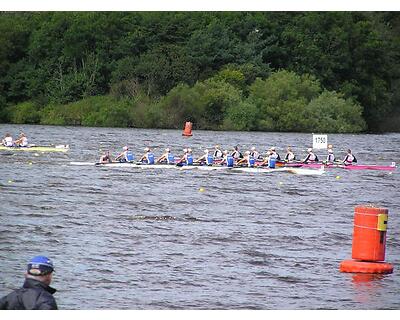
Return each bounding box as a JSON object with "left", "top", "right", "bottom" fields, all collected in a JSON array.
[{"left": 0, "top": 145, "right": 69, "bottom": 152}]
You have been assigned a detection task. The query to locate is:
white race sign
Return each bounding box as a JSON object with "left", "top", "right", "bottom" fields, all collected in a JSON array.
[{"left": 313, "top": 134, "right": 328, "bottom": 149}]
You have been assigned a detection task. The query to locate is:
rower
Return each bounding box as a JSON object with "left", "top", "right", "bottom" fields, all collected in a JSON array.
[
  {"left": 250, "top": 146, "right": 261, "bottom": 160},
  {"left": 14, "top": 132, "right": 28, "bottom": 147},
  {"left": 213, "top": 145, "right": 223, "bottom": 159},
  {"left": 303, "top": 148, "right": 319, "bottom": 164},
  {"left": 285, "top": 146, "right": 296, "bottom": 162},
  {"left": 2, "top": 133, "right": 13, "bottom": 147},
  {"left": 99, "top": 150, "right": 112, "bottom": 164},
  {"left": 177, "top": 148, "right": 193, "bottom": 166},
  {"left": 195, "top": 149, "right": 214, "bottom": 166},
  {"left": 220, "top": 150, "right": 234, "bottom": 167},
  {"left": 237, "top": 151, "right": 255, "bottom": 167},
  {"left": 342, "top": 149, "right": 357, "bottom": 165},
  {"left": 326, "top": 148, "right": 335, "bottom": 164},
  {"left": 269, "top": 147, "right": 281, "bottom": 161},
  {"left": 139, "top": 147, "right": 155, "bottom": 164},
  {"left": 115, "top": 146, "right": 135, "bottom": 163},
  {"left": 156, "top": 148, "right": 175, "bottom": 164},
  {"left": 259, "top": 150, "right": 276, "bottom": 168},
  {"left": 231, "top": 145, "right": 243, "bottom": 160}
]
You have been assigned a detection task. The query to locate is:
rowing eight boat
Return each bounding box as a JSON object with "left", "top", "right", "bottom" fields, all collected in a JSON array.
[
  {"left": 69, "top": 161, "right": 325, "bottom": 175},
  {"left": 0, "top": 145, "right": 70, "bottom": 152}
]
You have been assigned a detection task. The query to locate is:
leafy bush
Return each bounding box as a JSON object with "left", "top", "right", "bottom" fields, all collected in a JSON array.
[
  {"left": 222, "top": 101, "right": 258, "bottom": 131},
  {"left": 8, "top": 101, "right": 41, "bottom": 124}
]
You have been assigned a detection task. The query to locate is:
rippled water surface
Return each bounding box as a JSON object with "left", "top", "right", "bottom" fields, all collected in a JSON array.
[{"left": 0, "top": 124, "right": 399, "bottom": 309}]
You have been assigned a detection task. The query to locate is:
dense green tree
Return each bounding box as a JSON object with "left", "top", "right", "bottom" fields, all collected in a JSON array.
[{"left": 1, "top": 12, "right": 400, "bottom": 132}]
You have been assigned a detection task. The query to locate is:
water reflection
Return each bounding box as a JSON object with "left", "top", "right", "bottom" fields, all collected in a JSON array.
[{"left": 351, "top": 273, "right": 386, "bottom": 304}]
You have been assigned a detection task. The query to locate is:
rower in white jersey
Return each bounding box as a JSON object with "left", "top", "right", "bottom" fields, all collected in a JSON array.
[
  {"left": 250, "top": 147, "right": 261, "bottom": 160},
  {"left": 213, "top": 145, "right": 223, "bottom": 159},
  {"left": 14, "top": 132, "right": 28, "bottom": 147},
  {"left": 326, "top": 148, "right": 335, "bottom": 164},
  {"left": 284, "top": 146, "right": 296, "bottom": 162},
  {"left": 231, "top": 145, "right": 243, "bottom": 159},
  {"left": 302, "top": 148, "right": 319, "bottom": 163},
  {"left": 2, "top": 133, "right": 13, "bottom": 147},
  {"left": 195, "top": 149, "right": 214, "bottom": 166},
  {"left": 269, "top": 147, "right": 281, "bottom": 161},
  {"left": 156, "top": 148, "right": 175, "bottom": 164},
  {"left": 342, "top": 149, "right": 357, "bottom": 165}
]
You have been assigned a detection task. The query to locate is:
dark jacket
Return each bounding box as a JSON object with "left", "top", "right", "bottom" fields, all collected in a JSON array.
[{"left": 0, "top": 278, "right": 57, "bottom": 310}]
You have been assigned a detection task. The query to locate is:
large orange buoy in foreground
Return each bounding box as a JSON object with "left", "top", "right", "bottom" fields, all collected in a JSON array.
[
  {"left": 182, "top": 121, "right": 193, "bottom": 137},
  {"left": 340, "top": 205, "right": 393, "bottom": 274}
]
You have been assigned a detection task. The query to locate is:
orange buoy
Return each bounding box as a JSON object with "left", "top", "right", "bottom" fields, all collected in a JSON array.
[
  {"left": 352, "top": 205, "right": 388, "bottom": 261},
  {"left": 340, "top": 205, "right": 393, "bottom": 274},
  {"left": 182, "top": 121, "right": 193, "bottom": 137},
  {"left": 340, "top": 260, "right": 393, "bottom": 274}
]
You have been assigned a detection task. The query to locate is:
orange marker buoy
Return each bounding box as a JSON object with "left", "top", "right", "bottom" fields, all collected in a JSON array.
[
  {"left": 182, "top": 121, "right": 193, "bottom": 137},
  {"left": 340, "top": 205, "right": 393, "bottom": 274}
]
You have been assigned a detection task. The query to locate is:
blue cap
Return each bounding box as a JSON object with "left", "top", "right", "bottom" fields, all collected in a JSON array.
[{"left": 27, "top": 256, "right": 54, "bottom": 276}]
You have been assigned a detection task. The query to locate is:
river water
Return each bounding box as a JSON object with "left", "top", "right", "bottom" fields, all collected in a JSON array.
[{"left": 0, "top": 124, "right": 399, "bottom": 310}]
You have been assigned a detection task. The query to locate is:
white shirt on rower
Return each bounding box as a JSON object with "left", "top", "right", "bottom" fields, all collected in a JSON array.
[{"left": 3, "top": 136, "right": 13, "bottom": 147}]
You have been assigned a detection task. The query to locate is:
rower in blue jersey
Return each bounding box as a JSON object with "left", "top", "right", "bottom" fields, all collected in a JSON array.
[
  {"left": 156, "top": 148, "right": 175, "bottom": 164},
  {"left": 302, "top": 148, "right": 319, "bottom": 164},
  {"left": 195, "top": 149, "right": 214, "bottom": 166},
  {"left": 177, "top": 148, "right": 193, "bottom": 166},
  {"left": 237, "top": 151, "right": 255, "bottom": 167},
  {"left": 139, "top": 147, "right": 155, "bottom": 164},
  {"left": 259, "top": 150, "right": 276, "bottom": 168},
  {"left": 326, "top": 148, "right": 335, "bottom": 164},
  {"left": 115, "top": 146, "right": 135, "bottom": 163},
  {"left": 220, "top": 150, "right": 234, "bottom": 167},
  {"left": 342, "top": 149, "right": 357, "bottom": 165}
]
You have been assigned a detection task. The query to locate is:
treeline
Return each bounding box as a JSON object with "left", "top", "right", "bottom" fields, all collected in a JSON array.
[{"left": 0, "top": 12, "right": 399, "bottom": 132}]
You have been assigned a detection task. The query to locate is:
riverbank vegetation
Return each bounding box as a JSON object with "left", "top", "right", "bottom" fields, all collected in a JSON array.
[{"left": 1, "top": 12, "right": 399, "bottom": 132}]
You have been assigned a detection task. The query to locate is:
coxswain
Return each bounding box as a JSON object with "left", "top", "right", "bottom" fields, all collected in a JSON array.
[
  {"left": 139, "top": 147, "right": 155, "bottom": 164},
  {"left": 156, "top": 148, "right": 175, "bottom": 164},
  {"left": 237, "top": 151, "right": 255, "bottom": 167},
  {"left": 250, "top": 146, "right": 261, "bottom": 160},
  {"left": 326, "top": 149, "right": 335, "bottom": 164},
  {"left": 115, "top": 146, "right": 135, "bottom": 163},
  {"left": 14, "top": 132, "right": 28, "bottom": 147},
  {"left": 213, "top": 145, "right": 223, "bottom": 159},
  {"left": 269, "top": 147, "right": 281, "bottom": 161},
  {"left": 2, "top": 133, "right": 13, "bottom": 147},
  {"left": 99, "top": 150, "right": 112, "bottom": 164},
  {"left": 285, "top": 146, "right": 296, "bottom": 162},
  {"left": 231, "top": 145, "right": 243, "bottom": 160},
  {"left": 220, "top": 150, "right": 234, "bottom": 167},
  {"left": 342, "top": 149, "right": 357, "bottom": 165},
  {"left": 195, "top": 149, "right": 214, "bottom": 166},
  {"left": 303, "top": 148, "right": 319, "bottom": 163}
]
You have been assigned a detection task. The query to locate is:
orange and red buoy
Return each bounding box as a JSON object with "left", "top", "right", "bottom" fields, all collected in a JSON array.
[
  {"left": 340, "top": 205, "right": 393, "bottom": 274},
  {"left": 182, "top": 121, "right": 193, "bottom": 137}
]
